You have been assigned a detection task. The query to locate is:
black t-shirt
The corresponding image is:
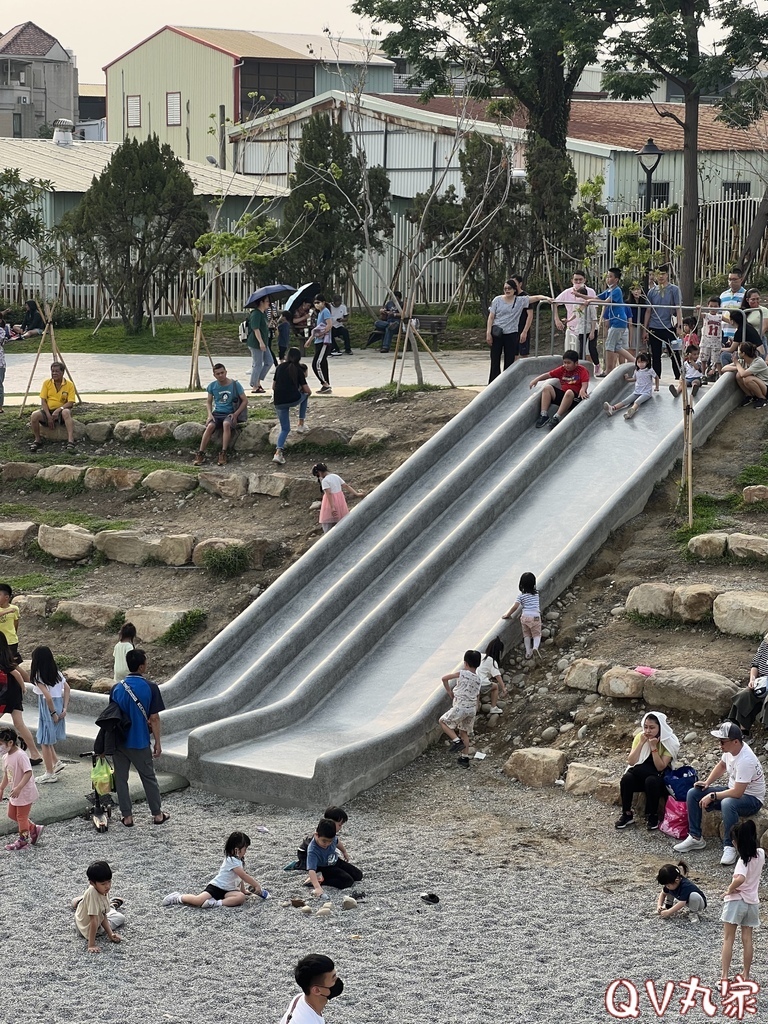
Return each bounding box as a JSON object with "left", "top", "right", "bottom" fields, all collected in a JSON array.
[
  {"left": 273, "top": 362, "right": 306, "bottom": 406},
  {"left": 0, "top": 670, "right": 24, "bottom": 715}
]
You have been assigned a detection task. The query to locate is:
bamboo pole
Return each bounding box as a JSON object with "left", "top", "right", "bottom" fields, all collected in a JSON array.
[{"left": 411, "top": 324, "right": 456, "bottom": 388}]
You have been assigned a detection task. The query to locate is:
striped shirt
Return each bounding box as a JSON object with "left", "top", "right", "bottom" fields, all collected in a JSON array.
[{"left": 518, "top": 592, "right": 541, "bottom": 616}]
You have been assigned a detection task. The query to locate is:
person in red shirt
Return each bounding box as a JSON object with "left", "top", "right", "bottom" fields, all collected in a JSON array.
[{"left": 530, "top": 349, "right": 591, "bottom": 428}]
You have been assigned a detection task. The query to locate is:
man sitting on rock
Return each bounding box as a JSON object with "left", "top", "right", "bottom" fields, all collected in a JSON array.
[
  {"left": 674, "top": 721, "right": 765, "bottom": 866},
  {"left": 29, "top": 362, "right": 76, "bottom": 453},
  {"left": 194, "top": 363, "right": 247, "bottom": 467}
]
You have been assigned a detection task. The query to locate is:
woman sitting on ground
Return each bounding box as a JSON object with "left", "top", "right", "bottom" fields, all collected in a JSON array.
[
  {"left": 728, "top": 633, "right": 768, "bottom": 737},
  {"left": 615, "top": 711, "right": 679, "bottom": 832}
]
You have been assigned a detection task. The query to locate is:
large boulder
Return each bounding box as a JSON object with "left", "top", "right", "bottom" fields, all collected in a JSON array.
[
  {"left": 672, "top": 583, "right": 720, "bottom": 623},
  {"left": 192, "top": 537, "right": 251, "bottom": 568},
  {"left": 598, "top": 666, "right": 645, "bottom": 699},
  {"left": 125, "top": 606, "right": 190, "bottom": 643},
  {"left": 237, "top": 421, "right": 274, "bottom": 451},
  {"left": 349, "top": 427, "right": 391, "bottom": 449},
  {"left": 56, "top": 600, "right": 122, "bottom": 630},
  {"left": 14, "top": 594, "right": 52, "bottom": 617},
  {"left": 286, "top": 477, "right": 323, "bottom": 503},
  {"left": 1, "top": 462, "right": 39, "bottom": 482},
  {"left": 173, "top": 422, "right": 205, "bottom": 443},
  {"left": 503, "top": 748, "right": 566, "bottom": 787},
  {"left": 713, "top": 592, "right": 768, "bottom": 637},
  {"left": 563, "top": 659, "right": 610, "bottom": 693},
  {"left": 140, "top": 422, "right": 176, "bottom": 442},
  {"left": 625, "top": 582, "right": 675, "bottom": 619},
  {"left": 94, "top": 530, "right": 195, "bottom": 566},
  {"left": 113, "top": 419, "right": 144, "bottom": 441},
  {"left": 37, "top": 464, "right": 85, "bottom": 485},
  {"left": 564, "top": 763, "right": 613, "bottom": 797},
  {"left": 37, "top": 523, "right": 95, "bottom": 560},
  {"left": 198, "top": 470, "right": 248, "bottom": 499},
  {"left": 141, "top": 469, "right": 197, "bottom": 494},
  {"left": 84, "top": 421, "right": 114, "bottom": 443},
  {"left": 268, "top": 425, "right": 299, "bottom": 449},
  {"left": 727, "top": 533, "right": 768, "bottom": 561},
  {"left": 687, "top": 533, "right": 728, "bottom": 558},
  {"left": 302, "top": 426, "right": 350, "bottom": 445},
  {"left": 594, "top": 780, "right": 622, "bottom": 806},
  {"left": 248, "top": 472, "right": 289, "bottom": 498},
  {"left": 38, "top": 420, "right": 87, "bottom": 442},
  {"left": 743, "top": 485, "right": 768, "bottom": 504},
  {"left": 643, "top": 668, "right": 739, "bottom": 716},
  {"left": 0, "top": 522, "right": 37, "bottom": 551},
  {"left": 157, "top": 534, "right": 196, "bottom": 566},
  {"left": 83, "top": 467, "right": 143, "bottom": 491}
]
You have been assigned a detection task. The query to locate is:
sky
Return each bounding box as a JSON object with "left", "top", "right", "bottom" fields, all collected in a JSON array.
[{"left": 16, "top": 1, "right": 372, "bottom": 83}]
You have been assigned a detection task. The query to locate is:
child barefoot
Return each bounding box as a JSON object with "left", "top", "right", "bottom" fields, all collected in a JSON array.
[
  {"left": 439, "top": 649, "right": 482, "bottom": 767},
  {"left": 603, "top": 352, "right": 659, "bottom": 420},
  {"left": 721, "top": 820, "right": 764, "bottom": 981},
  {"left": 163, "top": 831, "right": 269, "bottom": 908},
  {"left": 74, "top": 861, "right": 125, "bottom": 953},
  {"left": 657, "top": 861, "right": 707, "bottom": 923},
  {"left": 0, "top": 725, "right": 42, "bottom": 850},
  {"left": 502, "top": 572, "right": 542, "bottom": 662},
  {"left": 30, "top": 645, "right": 70, "bottom": 783}
]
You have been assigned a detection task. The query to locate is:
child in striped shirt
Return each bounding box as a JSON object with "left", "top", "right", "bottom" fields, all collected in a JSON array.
[{"left": 502, "top": 572, "right": 542, "bottom": 662}]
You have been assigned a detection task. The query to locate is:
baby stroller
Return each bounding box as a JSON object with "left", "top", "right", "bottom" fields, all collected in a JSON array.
[{"left": 80, "top": 752, "right": 115, "bottom": 833}]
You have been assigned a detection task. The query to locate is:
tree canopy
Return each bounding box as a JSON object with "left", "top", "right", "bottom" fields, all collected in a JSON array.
[{"left": 61, "top": 136, "right": 208, "bottom": 332}]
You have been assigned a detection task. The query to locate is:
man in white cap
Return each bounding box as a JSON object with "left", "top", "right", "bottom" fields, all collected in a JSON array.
[{"left": 674, "top": 721, "right": 765, "bottom": 865}]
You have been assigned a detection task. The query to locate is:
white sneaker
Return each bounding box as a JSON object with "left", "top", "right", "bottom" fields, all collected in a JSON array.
[
  {"left": 37, "top": 772, "right": 58, "bottom": 784},
  {"left": 53, "top": 760, "right": 66, "bottom": 773},
  {"left": 720, "top": 846, "right": 739, "bottom": 866},
  {"left": 603, "top": 402, "right": 614, "bottom": 417},
  {"left": 689, "top": 912, "right": 700, "bottom": 924},
  {"left": 272, "top": 451, "right": 286, "bottom": 465},
  {"left": 673, "top": 835, "right": 706, "bottom": 853},
  {"left": 162, "top": 892, "right": 183, "bottom": 906},
  {"left": 489, "top": 706, "right": 503, "bottom": 715},
  {"left": 201, "top": 898, "right": 218, "bottom": 908},
  {"left": 295, "top": 424, "right": 309, "bottom": 434}
]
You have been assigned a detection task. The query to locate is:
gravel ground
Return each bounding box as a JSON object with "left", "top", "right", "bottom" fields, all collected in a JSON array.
[{"left": 6, "top": 744, "right": 765, "bottom": 1023}]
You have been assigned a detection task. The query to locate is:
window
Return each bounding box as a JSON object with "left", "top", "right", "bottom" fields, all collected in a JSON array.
[
  {"left": 723, "top": 181, "right": 751, "bottom": 198},
  {"left": 12, "top": 113, "right": 21, "bottom": 138},
  {"left": 240, "top": 60, "right": 314, "bottom": 118},
  {"left": 166, "top": 92, "right": 182, "bottom": 126},
  {"left": 638, "top": 180, "right": 670, "bottom": 207},
  {"left": 126, "top": 95, "right": 141, "bottom": 128}
]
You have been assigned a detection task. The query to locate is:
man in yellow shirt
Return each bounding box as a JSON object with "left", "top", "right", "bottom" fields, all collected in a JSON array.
[{"left": 29, "top": 361, "right": 76, "bottom": 452}]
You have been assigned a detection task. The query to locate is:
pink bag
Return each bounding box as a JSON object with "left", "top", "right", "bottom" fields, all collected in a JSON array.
[{"left": 659, "top": 796, "right": 689, "bottom": 839}]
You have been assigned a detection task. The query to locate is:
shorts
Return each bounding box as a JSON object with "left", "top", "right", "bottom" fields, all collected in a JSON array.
[
  {"left": 211, "top": 412, "right": 233, "bottom": 427},
  {"left": 440, "top": 705, "right": 476, "bottom": 733},
  {"left": 205, "top": 883, "right": 229, "bottom": 901},
  {"left": 682, "top": 376, "right": 702, "bottom": 388},
  {"left": 521, "top": 614, "right": 542, "bottom": 640},
  {"left": 721, "top": 346, "right": 734, "bottom": 367},
  {"left": 721, "top": 899, "right": 760, "bottom": 927},
  {"left": 699, "top": 340, "right": 719, "bottom": 364},
  {"left": 479, "top": 682, "right": 494, "bottom": 697},
  {"left": 606, "top": 327, "right": 629, "bottom": 352},
  {"left": 550, "top": 388, "right": 582, "bottom": 408},
  {"left": 0, "top": 677, "right": 24, "bottom": 714},
  {"left": 518, "top": 336, "right": 530, "bottom": 357}
]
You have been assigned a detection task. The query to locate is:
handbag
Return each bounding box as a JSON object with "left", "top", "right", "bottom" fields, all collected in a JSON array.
[
  {"left": 491, "top": 324, "right": 504, "bottom": 338},
  {"left": 90, "top": 757, "right": 114, "bottom": 796},
  {"left": 659, "top": 796, "right": 689, "bottom": 839},
  {"left": 663, "top": 765, "right": 698, "bottom": 801}
]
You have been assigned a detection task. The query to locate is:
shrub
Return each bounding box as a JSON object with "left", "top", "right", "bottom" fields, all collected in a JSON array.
[
  {"left": 158, "top": 609, "right": 207, "bottom": 647},
  {"left": 201, "top": 544, "right": 251, "bottom": 578}
]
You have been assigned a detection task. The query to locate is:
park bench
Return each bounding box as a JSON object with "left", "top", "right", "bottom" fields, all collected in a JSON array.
[{"left": 365, "top": 314, "right": 449, "bottom": 349}]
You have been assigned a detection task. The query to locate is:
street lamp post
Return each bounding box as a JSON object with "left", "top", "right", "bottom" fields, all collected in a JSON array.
[{"left": 636, "top": 138, "right": 663, "bottom": 291}]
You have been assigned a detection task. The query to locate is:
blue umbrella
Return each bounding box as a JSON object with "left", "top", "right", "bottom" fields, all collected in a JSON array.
[{"left": 245, "top": 284, "right": 295, "bottom": 308}]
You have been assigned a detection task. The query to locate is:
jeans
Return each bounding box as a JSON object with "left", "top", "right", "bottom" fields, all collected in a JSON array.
[
  {"left": 374, "top": 319, "right": 400, "bottom": 351},
  {"left": 0, "top": 364, "right": 4, "bottom": 407},
  {"left": 275, "top": 395, "right": 309, "bottom": 449},
  {"left": 249, "top": 346, "right": 271, "bottom": 387},
  {"left": 686, "top": 785, "right": 763, "bottom": 847}
]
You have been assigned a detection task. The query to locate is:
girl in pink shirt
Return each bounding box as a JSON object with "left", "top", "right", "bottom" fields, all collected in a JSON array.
[
  {"left": 0, "top": 725, "right": 42, "bottom": 850},
  {"left": 721, "top": 819, "right": 764, "bottom": 981}
]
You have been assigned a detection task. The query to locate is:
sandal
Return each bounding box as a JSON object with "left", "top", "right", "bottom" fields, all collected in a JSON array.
[
  {"left": 217, "top": 451, "right": 227, "bottom": 466},
  {"left": 110, "top": 898, "right": 125, "bottom": 910},
  {"left": 28, "top": 441, "right": 43, "bottom": 452},
  {"left": 120, "top": 817, "right": 134, "bottom": 827},
  {"left": 152, "top": 812, "right": 171, "bottom": 825},
  {"left": 66, "top": 442, "right": 76, "bottom": 452},
  {"left": 193, "top": 452, "right": 205, "bottom": 466}
]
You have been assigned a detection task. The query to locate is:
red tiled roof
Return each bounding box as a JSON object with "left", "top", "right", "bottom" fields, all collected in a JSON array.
[
  {"left": 0, "top": 21, "right": 59, "bottom": 57},
  {"left": 376, "top": 95, "right": 764, "bottom": 153}
]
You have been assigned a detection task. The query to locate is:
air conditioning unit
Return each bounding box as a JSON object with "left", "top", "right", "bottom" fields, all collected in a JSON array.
[
  {"left": 17, "top": 95, "right": 28, "bottom": 104},
  {"left": 18, "top": 71, "right": 25, "bottom": 85}
]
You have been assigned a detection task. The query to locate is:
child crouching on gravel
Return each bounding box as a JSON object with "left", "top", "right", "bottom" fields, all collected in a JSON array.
[
  {"left": 73, "top": 860, "right": 125, "bottom": 953},
  {"left": 439, "top": 649, "right": 482, "bottom": 767},
  {"left": 163, "top": 830, "right": 269, "bottom": 908},
  {"left": 603, "top": 352, "right": 659, "bottom": 420},
  {"left": 656, "top": 861, "right": 707, "bottom": 923}
]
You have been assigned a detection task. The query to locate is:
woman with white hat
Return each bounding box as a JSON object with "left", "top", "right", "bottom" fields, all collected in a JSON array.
[{"left": 615, "top": 711, "right": 679, "bottom": 832}]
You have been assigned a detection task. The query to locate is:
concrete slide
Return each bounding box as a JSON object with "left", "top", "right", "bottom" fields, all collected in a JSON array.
[{"left": 53, "top": 360, "right": 742, "bottom": 807}]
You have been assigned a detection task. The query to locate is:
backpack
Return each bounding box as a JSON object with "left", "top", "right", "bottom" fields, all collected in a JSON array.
[
  {"left": 238, "top": 319, "right": 250, "bottom": 344},
  {"left": 663, "top": 765, "right": 698, "bottom": 801}
]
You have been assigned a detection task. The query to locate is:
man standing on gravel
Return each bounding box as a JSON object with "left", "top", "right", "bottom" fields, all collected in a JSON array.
[
  {"left": 674, "top": 722, "right": 764, "bottom": 865},
  {"left": 279, "top": 954, "right": 343, "bottom": 1023},
  {"left": 110, "top": 649, "right": 169, "bottom": 828}
]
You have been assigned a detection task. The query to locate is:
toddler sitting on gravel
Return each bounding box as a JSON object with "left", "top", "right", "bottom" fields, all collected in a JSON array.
[
  {"left": 72, "top": 860, "right": 125, "bottom": 953},
  {"left": 290, "top": 805, "right": 350, "bottom": 878},
  {"left": 439, "top": 649, "right": 482, "bottom": 768},
  {"left": 307, "top": 817, "right": 364, "bottom": 898}
]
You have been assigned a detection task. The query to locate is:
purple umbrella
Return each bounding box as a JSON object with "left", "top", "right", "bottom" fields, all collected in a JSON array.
[{"left": 245, "top": 284, "right": 295, "bottom": 308}]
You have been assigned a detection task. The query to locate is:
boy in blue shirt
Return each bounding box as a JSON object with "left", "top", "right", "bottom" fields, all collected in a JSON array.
[
  {"left": 306, "top": 817, "right": 363, "bottom": 897},
  {"left": 194, "top": 362, "right": 247, "bottom": 467},
  {"left": 594, "top": 268, "right": 634, "bottom": 373}
]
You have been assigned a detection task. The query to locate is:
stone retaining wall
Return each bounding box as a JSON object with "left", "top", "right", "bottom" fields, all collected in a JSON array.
[
  {"left": 688, "top": 530, "right": 768, "bottom": 561},
  {"left": 14, "top": 596, "right": 191, "bottom": 643},
  {"left": 625, "top": 582, "right": 768, "bottom": 636}
]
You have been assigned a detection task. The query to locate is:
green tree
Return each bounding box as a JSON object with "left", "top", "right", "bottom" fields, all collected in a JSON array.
[
  {"left": 0, "top": 169, "right": 61, "bottom": 301},
  {"left": 276, "top": 112, "right": 393, "bottom": 290},
  {"left": 351, "top": 0, "right": 632, "bottom": 244},
  {"left": 61, "top": 136, "right": 208, "bottom": 332}
]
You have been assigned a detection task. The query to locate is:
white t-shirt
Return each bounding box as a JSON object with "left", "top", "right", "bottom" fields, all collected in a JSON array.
[
  {"left": 113, "top": 641, "right": 134, "bottom": 683},
  {"left": 321, "top": 473, "right": 344, "bottom": 495},
  {"left": 477, "top": 656, "right": 501, "bottom": 689},
  {"left": 31, "top": 671, "right": 66, "bottom": 697},
  {"left": 279, "top": 995, "right": 324, "bottom": 1024},
  {"left": 701, "top": 312, "right": 723, "bottom": 345},
  {"left": 452, "top": 669, "right": 481, "bottom": 709},
  {"left": 329, "top": 303, "right": 348, "bottom": 328},
  {"left": 631, "top": 366, "right": 658, "bottom": 396},
  {"left": 208, "top": 855, "right": 244, "bottom": 892},
  {"left": 683, "top": 359, "right": 702, "bottom": 382},
  {"left": 725, "top": 744, "right": 766, "bottom": 801}
]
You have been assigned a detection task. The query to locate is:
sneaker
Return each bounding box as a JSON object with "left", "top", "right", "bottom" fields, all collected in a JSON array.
[
  {"left": 691, "top": 381, "right": 701, "bottom": 396},
  {"left": 457, "top": 755, "right": 471, "bottom": 769},
  {"left": 295, "top": 424, "right": 309, "bottom": 433},
  {"left": 647, "top": 815, "right": 659, "bottom": 831},
  {"left": 689, "top": 912, "right": 700, "bottom": 924},
  {"left": 489, "top": 706, "right": 503, "bottom": 715},
  {"left": 201, "top": 898, "right": 218, "bottom": 908},
  {"left": 594, "top": 367, "right": 604, "bottom": 377},
  {"left": 740, "top": 395, "right": 754, "bottom": 407},
  {"left": 669, "top": 384, "right": 679, "bottom": 397},
  {"left": 272, "top": 451, "right": 286, "bottom": 465},
  {"left": 53, "top": 760, "right": 66, "bottom": 773},
  {"left": 318, "top": 386, "right": 332, "bottom": 394},
  {"left": 547, "top": 414, "right": 561, "bottom": 429},
  {"left": 36, "top": 772, "right": 58, "bottom": 784},
  {"left": 448, "top": 738, "right": 464, "bottom": 753},
  {"left": 754, "top": 398, "right": 768, "bottom": 409},
  {"left": 330, "top": 351, "right": 342, "bottom": 357},
  {"left": 30, "top": 824, "right": 44, "bottom": 845},
  {"left": 673, "top": 835, "right": 706, "bottom": 853},
  {"left": 343, "top": 350, "right": 354, "bottom": 356},
  {"left": 5, "top": 836, "right": 29, "bottom": 851},
  {"left": 720, "top": 846, "right": 739, "bottom": 866},
  {"left": 534, "top": 414, "right": 549, "bottom": 428},
  {"left": 615, "top": 811, "right": 635, "bottom": 830},
  {"left": 255, "top": 888, "right": 270, "bottom": 900},
  {"left": 624, "top": 406, "right": 637, "bottom": 420},
  {"left": 29, "top": 758, "right": 42, "bottom": 766},
  {"left": 603, "top": 402, "right": 614, "bottom": 417},
  {"left": 162, "top": 892, "right": 184, "bottom": 906}
]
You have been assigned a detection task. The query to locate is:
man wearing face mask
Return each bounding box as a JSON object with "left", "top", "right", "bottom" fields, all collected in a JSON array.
[{"left": 279, "top": 954, "right": 344, "bottom": 1023}]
